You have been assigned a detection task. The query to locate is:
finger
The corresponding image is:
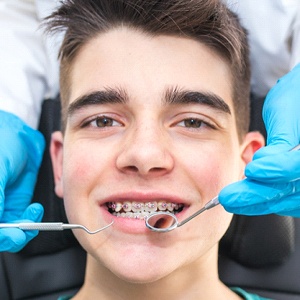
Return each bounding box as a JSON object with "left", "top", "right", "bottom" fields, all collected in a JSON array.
[
  {"left": 0, "top": 132, "right": 28, "bottom": 219},
  {"left": 21, "top": 203, "right": 44, "bottom": 247},
  {"left": 20, "top": 203, "right": 44, "bottom": 221},
  {"left": 219, "top": 178, "right": 300, "bottom": 212},
  {"left": 246, "top": 151, "right": 300, "bottom": 183},
  {"left": 219, "top": 193, "right": 300, "bottom": 216},
  {"left": 0, "top": 228, "right": 27, "bottom": 253},
  {"left": 0, "top": 137, "right": 26, "bottom": 219},
  {"left": 237, "top": 192, "right": 300, "bottom": 216},
  {"left": 0, "top": 130, "right": 27, "bottom": 185},
  {"left": 0, "top": 203, "right": 44, "bottom": 253},
  {"left": 266, "top": 193, "right": 300, "bottom": 215},
  {"left": 4, "top": 168, "right": 41, "bottom": 215},
  {"left": 21, "top": 123, "right": 45, "bottom": 167},
  {"left": 252, "top": 143, "right": 295, "bottom": 160},
  {"left": 0, "top": 186, "right": 4, "bottom": 220},
  {"left": 279, "top": 207, "right": 300, "bottom": 218}
]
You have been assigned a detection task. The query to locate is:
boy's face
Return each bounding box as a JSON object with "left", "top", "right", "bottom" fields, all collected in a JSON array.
[{"left": 51, "top": 27, "right": 263, "bottom": 283}]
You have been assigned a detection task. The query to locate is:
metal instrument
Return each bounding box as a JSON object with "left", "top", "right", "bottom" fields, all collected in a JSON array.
[{"left": 0, "top": 220, "right": 114, "bottom": 234}]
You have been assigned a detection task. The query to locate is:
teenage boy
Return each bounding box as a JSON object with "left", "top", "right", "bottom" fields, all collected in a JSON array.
[{"left": 48, "top": 0, "right": 266, "bottom": 299}]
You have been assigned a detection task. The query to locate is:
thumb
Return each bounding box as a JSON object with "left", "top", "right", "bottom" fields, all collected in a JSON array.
[
  {"left": 6, "top": 203, "right": 44, "bottom": 253},
  {"left": 0, "top": 204, "right": 44, "bottom": 253},
  {"left": 20, "top": 203, "right": 44, "bottom": 222}
]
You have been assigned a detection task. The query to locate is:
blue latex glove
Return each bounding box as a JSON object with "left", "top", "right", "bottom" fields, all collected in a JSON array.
[
  {"left": 0, "top": 111, "right": 45, "bottom": 252},
  {"left": 219, "top": 64, "right": 300, "bottom": 217}
]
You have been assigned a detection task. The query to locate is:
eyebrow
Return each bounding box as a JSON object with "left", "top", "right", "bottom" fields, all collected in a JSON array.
[
  {"left": 68, "top": 86, "right": 231, "bottom": 116},
  {"left": 68, "top": 87, "right": 128, "bottom": 116},
  {"left": 163, "top": 86, "right": 231, "bottom": 114}
]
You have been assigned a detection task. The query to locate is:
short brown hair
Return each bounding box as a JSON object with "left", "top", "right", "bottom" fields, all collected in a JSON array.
[{"left": 45, "top": 0, "right": 250, "bottom": 138}]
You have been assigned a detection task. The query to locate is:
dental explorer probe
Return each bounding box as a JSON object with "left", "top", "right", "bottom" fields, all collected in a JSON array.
[{"left": 0, "top": 221, "right": 114, "bottom": 234}]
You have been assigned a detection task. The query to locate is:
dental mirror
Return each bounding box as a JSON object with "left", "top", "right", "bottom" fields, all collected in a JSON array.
[{"left": 145, "top": 196, "right": 219, "bottom": 233}]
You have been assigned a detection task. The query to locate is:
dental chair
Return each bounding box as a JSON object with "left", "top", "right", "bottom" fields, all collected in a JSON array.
[{"left": 0, "top": 97, "right": 299, "bottom": 300}]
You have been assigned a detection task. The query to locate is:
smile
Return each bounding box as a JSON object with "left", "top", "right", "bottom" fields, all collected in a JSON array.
[{"left": 106, "top": 201, "right": 184, "bottom": 220}]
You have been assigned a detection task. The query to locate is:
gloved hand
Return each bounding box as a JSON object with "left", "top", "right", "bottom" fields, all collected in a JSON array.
[
  {"left": 0, "top": 111, "right": 45, "bottom": 252},
  {"left": 219, "top": 63, "right": 300, "bottom": 217}
]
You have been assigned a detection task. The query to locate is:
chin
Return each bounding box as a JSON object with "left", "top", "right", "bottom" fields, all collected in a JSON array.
[
  {"left": 115, "top": 269, "right": 169, "bottom": 284},
  {"left": 105, "top": 259, "right": 178, "bottom": 285},
  {"left": 86, "top": 240, "right": 184, "bottom": 284}
]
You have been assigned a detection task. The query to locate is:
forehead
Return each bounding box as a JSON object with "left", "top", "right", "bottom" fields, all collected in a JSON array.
[{"left": 69, "top": 27, "right": 233, "bottom": 108}]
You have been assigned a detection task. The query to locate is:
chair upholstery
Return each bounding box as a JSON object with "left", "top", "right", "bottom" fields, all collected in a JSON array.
[{"left": 219, "top": 218, "right": 300, "bottom": 299}]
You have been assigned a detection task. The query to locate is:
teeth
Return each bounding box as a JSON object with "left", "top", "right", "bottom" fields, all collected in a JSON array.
[
  {"left": 132, "top": 201, "right": 144, "bottom": 212},
  {"left": 157, "top": 201, "right": 167, "bottom": 211},
  {"left": 107, "top": 201, "right": 183, "bottom": 217},
  {"left": 112, "top": 211, "right": 151, "bottom": 220},
  {"left": 115, "top": 202, "right": 122, "bottom": 212},
  {"left": 145, "top": 201, "right": 157, "bottom": 212},
  {"left": 167, "top": 203, "right": 174, "bottom": 212},
  {"left": 122, "top": 201, "right": 132, "bottom": 212}
]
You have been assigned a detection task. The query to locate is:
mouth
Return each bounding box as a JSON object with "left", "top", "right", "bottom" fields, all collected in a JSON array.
[{"left": 106, "top": 201, "right": 184, "bottom": 220}]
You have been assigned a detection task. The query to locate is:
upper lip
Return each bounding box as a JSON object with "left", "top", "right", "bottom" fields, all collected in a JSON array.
[{"left": 98, "top": 191, "right": 191, "bottom": 206}]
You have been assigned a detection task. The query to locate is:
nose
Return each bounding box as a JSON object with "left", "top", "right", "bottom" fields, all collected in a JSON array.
[{"left": 116, "top": 124, "right": 174, "bottom": 178}]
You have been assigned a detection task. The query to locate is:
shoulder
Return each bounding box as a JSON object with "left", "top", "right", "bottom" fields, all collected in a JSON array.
[
  {"left": 57, "top": 296, "right": 72, "bottom": 300},
  {"left": 231, "top": 287, "right": 272, "bottom": 300}
]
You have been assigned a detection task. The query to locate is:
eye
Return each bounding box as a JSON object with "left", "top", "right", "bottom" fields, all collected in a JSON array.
[
  {"left": 178, "top": 118, "right": 203, "bottom": 128},
  {"left": 177, "top": 117, "right": 215, "bottom": 129},
  {"left": 94, "top": 116, "right": 114, "bottom": 127},
  {"left": 82, "top": 115, "right": 122, "bottom": 128},
  {"left": 175, "top": 117, "right": 217, "bottom": 131}
]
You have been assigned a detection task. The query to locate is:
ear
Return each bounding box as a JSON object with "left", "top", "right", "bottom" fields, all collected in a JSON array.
[
  {"left": 50, "top": 131, "right": 64, "bottom": 198},
  {"left": 240, "top": 131, "right": 265, "bottom": 165}
]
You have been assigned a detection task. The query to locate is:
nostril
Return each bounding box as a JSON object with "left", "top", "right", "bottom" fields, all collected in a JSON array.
[
  {"left": 122, "top": 166, "right": 139, "bottom": 173},
  {"left": 150, "top": 167, "right": 165, "bottom": 172},
  {"left": 119, "top": 165, "right": 170, "bottom": 176}
]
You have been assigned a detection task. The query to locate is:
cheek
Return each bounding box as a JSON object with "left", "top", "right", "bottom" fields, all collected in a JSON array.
[
  {"left": 61, "top": 146, "right": 96, "bottom": 218},
  {"left": 63, "top": 142, "right": 102, "bottom": 187},
  {"left": 187, "top": 149, "right": 241, "bottom": 197},
  {"left": 63, "top": 156, "right": 90, "bottom": 198}
]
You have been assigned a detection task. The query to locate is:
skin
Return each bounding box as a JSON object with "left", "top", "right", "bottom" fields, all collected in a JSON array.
[{"left": 51, "top": 27, "right": 264, "bottom": 299}]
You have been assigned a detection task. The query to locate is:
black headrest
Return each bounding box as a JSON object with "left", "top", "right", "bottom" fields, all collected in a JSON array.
[{"left": 221, "top": 214, "right": 295, "bottom": 268}]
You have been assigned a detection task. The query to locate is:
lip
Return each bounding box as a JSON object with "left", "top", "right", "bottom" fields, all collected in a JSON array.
[
  {"left": 98, "top": 191, "right": 191, "bottom": 206},
  {"left": 98, "top": 191, "right": 191, "bottom": 233}
]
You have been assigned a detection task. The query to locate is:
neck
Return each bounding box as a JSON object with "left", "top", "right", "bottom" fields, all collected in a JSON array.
[{"left": 73, "top": 246, "right": 241, "bottom": 300}]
